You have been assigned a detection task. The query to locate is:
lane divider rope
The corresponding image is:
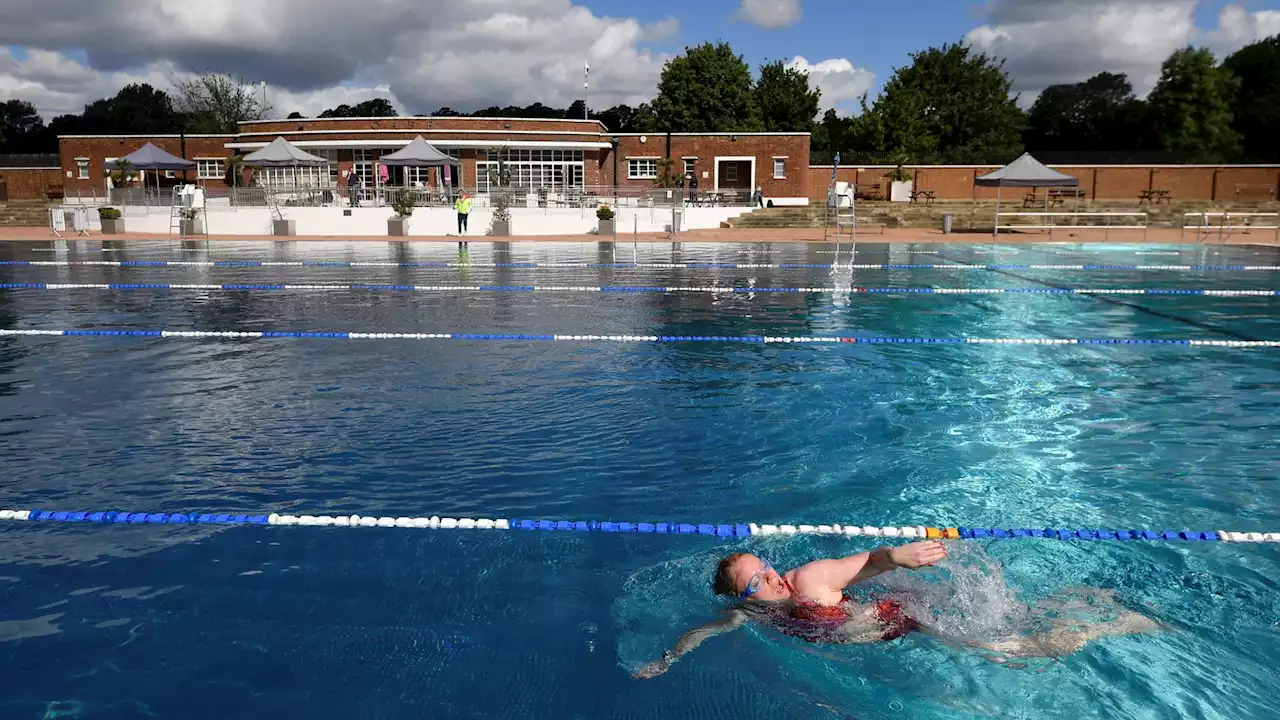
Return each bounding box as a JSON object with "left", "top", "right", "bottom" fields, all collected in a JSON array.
[
  {"left": 0, "top": 509, "right": 1275, "bottom": 543},
  {"left": 2, "top": 260, "right": 1278, "bottom": 271},
  {"left": 2, "top": 283, "right": 1277, "bottom": 297},
  {"left": 1, "top": 328, "right": 1277, "bottom": 347}
]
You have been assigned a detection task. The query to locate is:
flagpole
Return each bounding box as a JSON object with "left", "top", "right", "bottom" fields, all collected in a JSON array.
[{"left": 584, "top": 61, "right": 590, "bottom": 120}]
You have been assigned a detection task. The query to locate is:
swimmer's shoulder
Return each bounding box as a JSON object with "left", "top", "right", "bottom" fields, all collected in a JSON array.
[{"left": 787, "top": 565, "right": 845, "bottom": 605}]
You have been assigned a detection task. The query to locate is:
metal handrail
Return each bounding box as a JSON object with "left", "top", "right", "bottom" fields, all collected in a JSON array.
[
  {"left": 995, "top": 211, "right": 1148, "bottom": 240},
  {"left": 1181, "top": 212, "right": 1280, "bottom": 243}
]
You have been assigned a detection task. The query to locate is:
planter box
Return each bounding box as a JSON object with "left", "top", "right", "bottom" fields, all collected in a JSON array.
[
  {"left": 388, "top": 217, "right": 408, "bottom": 236},
  {"left": 889, "top": 180, "right": 913, "bottom": 203},
  {"left": 180, "top": 218, "right": 205, "bottom": 236},
  {"left": 491, "top": 219, "right": 511, "bottom": 237},
  {"left": 100, "top": 217, "right": 125, "bottom": 234},
  {"left": 598, "top": 218, "right": 615, "bottom": 236},
  {"left": 273, "top": 219, "right": 296, "bottom": 236}
]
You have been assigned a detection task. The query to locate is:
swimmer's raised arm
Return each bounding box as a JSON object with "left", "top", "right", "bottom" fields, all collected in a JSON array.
[
  {"left": 632, "top": 609, "right": 747, "bottom": 679},
  {"left": 796, "top": 540, "right": 948, "bottom": 593}
]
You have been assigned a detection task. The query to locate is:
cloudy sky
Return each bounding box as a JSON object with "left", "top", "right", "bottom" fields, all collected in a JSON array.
[{"left": 0, "top": 0, "right": 1277, "bottom": 122}]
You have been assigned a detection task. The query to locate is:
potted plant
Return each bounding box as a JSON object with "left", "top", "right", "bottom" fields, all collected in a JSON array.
[
  {"left": 179, "top": 206, "right": 204, "bottom": 235},
  {"left": 97, "top": 207, "right": 125, "bottom": 234},
  {"left": 886, "top": 162, "right": 914, "bottom": 203},
  {"left": 388, "top": 188, "right": 414, "bottom": 236},
  {"left": 490, "top": 192, "right": 512, "bottom": 236},
  {"left": 596, "top": 204, "right": 615, "bottom": 236}
]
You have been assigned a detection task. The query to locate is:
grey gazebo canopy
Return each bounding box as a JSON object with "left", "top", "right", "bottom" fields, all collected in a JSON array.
[
  {"left": 378, "top": 136, "right": 460, "bottom": 167},
  {"left": 105, "top": 142, "right": 195, "bottom": 170},
  {"left": 975, "top": 153, "right": 1078, "bottom": 188},
  {"left": 976, "top": 153, "right": 1080, "bottom": 235},
  {"left": 241, "top": 137, "right": 329, "bottom": 167}
]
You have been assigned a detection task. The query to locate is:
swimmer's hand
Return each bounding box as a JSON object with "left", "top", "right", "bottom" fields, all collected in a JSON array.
[
  {"left": 889, "top": 540, "right": 948, "bottom": 569},
  {"left": 632, "top": 655, "right": 672, "bottom": 679}
]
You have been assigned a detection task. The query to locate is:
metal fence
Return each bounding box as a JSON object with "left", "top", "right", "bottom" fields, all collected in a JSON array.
[{"left": 72, "top": 183, "right": 756, "bottom": 211}]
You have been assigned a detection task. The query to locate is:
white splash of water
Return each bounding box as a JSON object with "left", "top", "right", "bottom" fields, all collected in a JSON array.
[{"left": 870, "top": 542, "right": 1030, "bottom": 643}]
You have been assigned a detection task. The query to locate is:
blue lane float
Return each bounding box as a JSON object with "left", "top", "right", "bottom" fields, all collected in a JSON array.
[
  {"left": 2, "top": 260, "right": 1279, "bottom": 272},
  {"left": 1, "top": 509, "right": 1275, "bottom": 543},
  {"left": 0, "top": 282, "right": 1276, "bottom": 297},
  {"left": 1, "top": 328, "right": 1277, "bottom": 347}
]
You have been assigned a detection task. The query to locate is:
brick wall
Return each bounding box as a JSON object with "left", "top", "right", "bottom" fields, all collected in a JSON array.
[
  {"left": 807, "top": 165, "right": 1280, "bottom": 202},
  {"left": 0, "top": 167, "right": 64, "bottom": 201},
  {"left": 59, "top": 135, "right": 236, "bottom": 196},
  {"left": 608, "top": 134, "right": 810, "bottom": 198}
]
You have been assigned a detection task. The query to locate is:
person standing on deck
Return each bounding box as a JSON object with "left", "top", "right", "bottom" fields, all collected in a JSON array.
[{"left": 454, "top": 191, "right": 473, "bottom": 246}]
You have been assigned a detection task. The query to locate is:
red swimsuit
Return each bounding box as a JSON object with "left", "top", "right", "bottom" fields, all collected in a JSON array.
[{"left": 780, "top": 578, "right": 919, "bottom": 642}]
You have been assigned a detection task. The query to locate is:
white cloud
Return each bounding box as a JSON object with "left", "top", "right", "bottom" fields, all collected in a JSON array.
[
  {"left": 787, "top": 56, "right": 875, "bottom": 112},
  {"left": 965, "top": 1, "right": 1280, "bottom": 102},
  {"left": 1204, "top": 4, "right": 1280, "bottom": 57},
  {"left": 0, "top": 0, "right": 671, "bottom": 120},
  {"left": 735, "top": 0, "right": 802, "bottom": 29},
  {"left": 965, "top": 0, "right": 1197, "bottom": 99}
]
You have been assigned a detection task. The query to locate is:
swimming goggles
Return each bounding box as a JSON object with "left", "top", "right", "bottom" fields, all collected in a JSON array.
[{"left": 739, "top": 559, "right": 773, "bottom": 599}]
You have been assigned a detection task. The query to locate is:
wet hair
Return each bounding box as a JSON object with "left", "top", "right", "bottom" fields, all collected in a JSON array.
[{"left": 712, "top": 553, "right": 747, "bottom": 596}]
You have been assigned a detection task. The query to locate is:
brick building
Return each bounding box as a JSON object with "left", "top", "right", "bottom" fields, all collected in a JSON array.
[
  {"left": 38, "top": 117, "right": 813, "bottom": 203},
  {"left": 1, "top": 114, "right": 1275, "bottom": 204}
]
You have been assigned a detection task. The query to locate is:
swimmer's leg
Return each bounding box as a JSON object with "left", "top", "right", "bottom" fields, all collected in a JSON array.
[{"left": 975, "top": 609, "right": 1158, "bottom": 659}]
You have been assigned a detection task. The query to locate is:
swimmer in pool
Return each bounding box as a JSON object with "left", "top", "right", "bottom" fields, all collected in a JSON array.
[{"left": 634, "top": 541, "right": 1157, "bottom": 678}]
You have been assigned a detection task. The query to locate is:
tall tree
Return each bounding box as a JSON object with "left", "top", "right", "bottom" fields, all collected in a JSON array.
[
  {"left": 286, "top": 111, "right": 305, "bottom": 119},
  {"left": 595, "top": 104, "right": 636, "bottom": 133},
  {"left": 0, "top": 99, "right": 47, "bottom": 153},
  {"left": 430, "top": 107, "right": 463, "bottom": 116},
  {"left": 351, "top": 98, "right": 396, "bottom": 117},
  {"left": 1147, "top": 47, "right": 1241, "bottom": 162},
  {"left": 1223, "top": 35, "right": 1280, "bottom": 162},
  {"left": 861, "top": 42, "right": 1024, "bottom": 164},
  {"left": 1024, "top": 72, "right": 1152, "bottom": 152},
  {"left": 173, "top": 74, "right": 272, "bottom": 133},
  {"left": 81, "top": 83, "right": 182, "bottom": 135},
  {"left": 565, "top": 100, "right": 587, "bottom": 121},
  {"left": 754, "top": 60, "right": 820, "bottom": 132},
  {"left": 650, "top": 42, "right": 761, "bottom": 132}
]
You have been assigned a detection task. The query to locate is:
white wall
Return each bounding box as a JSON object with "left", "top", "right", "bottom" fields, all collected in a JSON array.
[{"left": 116, "top": 204, "right": 759, "bottom": 236}]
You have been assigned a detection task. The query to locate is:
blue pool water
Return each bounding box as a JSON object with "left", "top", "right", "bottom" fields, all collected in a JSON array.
[{"left": 1, "top": 239, "right": 1278, "bottom": 719}]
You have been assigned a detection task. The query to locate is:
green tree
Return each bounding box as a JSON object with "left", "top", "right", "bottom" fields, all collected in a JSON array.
[
  {"left": 0, "top": 99, "right": 47, "bottom": 153},
  {"left": 320, "top": 99, "right": 397, "bottom": 118},
  {"left": 174, "top": 74, "right": 272, "bottom": 133},
  {"left": 861, "top": 42, "right": 1024, "bottom": 164},
  {"left": 1147, "top": 47, "right": 1241, "bottom": 162},
  {"left": 1024, "top": 72, "right": 1153, "bottom": 152},
  {"left": 595, "top": 104, "right": 636, "bottom": 133},
  {"left": 81, "top": 84, "right": 181, "bottom": 135},
  {"left": 1223, "top": 35, "right": 1280, "bottom": 162},
  {"left": 286, "top": 111, "right": 305, "bottom": 119},
  {"left": 650, "top": 42, "right": 761, "bottom": 132},
  {"left": 754, "top": 60, "right": 820, "bottom": 132}
]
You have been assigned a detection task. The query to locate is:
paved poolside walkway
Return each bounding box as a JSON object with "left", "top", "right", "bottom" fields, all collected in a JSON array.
[{"left": 2, "top": 226, "right": 1278, "bottom": 246}]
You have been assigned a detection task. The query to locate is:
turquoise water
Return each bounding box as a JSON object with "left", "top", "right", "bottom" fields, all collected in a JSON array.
[{"left": 0, "top": 240, "right": 1278, "bottom": 719}]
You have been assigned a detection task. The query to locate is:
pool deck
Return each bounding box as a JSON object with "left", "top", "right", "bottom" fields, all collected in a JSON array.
[{"left": 3, "top": 226, "right": 1278, "bottom": 246}]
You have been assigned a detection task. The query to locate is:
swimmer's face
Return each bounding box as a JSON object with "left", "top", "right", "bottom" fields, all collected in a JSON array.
[{"left": 732, "top": 554, "right": 789, "bottom": 603}]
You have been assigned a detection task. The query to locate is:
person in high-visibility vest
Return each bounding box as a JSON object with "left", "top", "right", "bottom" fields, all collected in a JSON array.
[{"left": 454, "top": 191, "right": 472, "bottom": 235}]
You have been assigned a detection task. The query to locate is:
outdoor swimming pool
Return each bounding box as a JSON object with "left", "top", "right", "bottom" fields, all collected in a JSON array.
[{"left": 0, "top": 239, "right": 1277, "bottom": 719}]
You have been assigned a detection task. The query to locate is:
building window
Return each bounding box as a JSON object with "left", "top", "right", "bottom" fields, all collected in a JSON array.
[
  {"left": 164, "top": 170, "right": 176, "bottom": 179},
  {"left": 313, "top": 149, "right": 339, "bottom": 185},
  {"left": 197, "top": 159, "right": 225, "bottom": 180},
  {"left": 76, "top": 159, "right": 89, "bottom": 179},
  {"left": 477, "top": 149, "right": 584, "bottom": 193},
  {"left": 725, "top": 164, "right": 739, "bottom": 182},
  {"left": 683, "top": 158, "right": 696, "bottom": 178},
  {"left": 773, "top": 158, "right": 786, "bottom": 178},
  {"left": 258, "top": 165, "right": 330, "bottom": 188},
  {"left": 628, "top": 158, "right": 658, "bottom": 180}
]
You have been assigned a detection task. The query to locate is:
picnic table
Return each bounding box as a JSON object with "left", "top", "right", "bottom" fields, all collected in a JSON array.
[
  {"left": 909, "top": 189, "right": 935, "bottom": 205},
  {"left": 1138, "top": 189, "right": 1171, "bottom": 203},
  {"left": 1235, "top": 184, "right": 1276, "bottom": 201},
  {"left": 1047, "top": 188, "right": 1086, "bottom": 207}
]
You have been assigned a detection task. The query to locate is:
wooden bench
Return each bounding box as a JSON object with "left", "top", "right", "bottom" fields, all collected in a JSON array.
[
  {"left": 1047, "top": 188, "right": 1086, "bottom": 207},
  {"left": 853, "top": 183, "right": 882, "bottom": 200},
  {"left": 909, "top": 189, "right": 935, "bottom": 205},
  {"left": 1138, "top": 189, "right": 1171, "bottom": 204},
  {"left": 1235, "top": 184, "right": 1276, "bottom": 201}
]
